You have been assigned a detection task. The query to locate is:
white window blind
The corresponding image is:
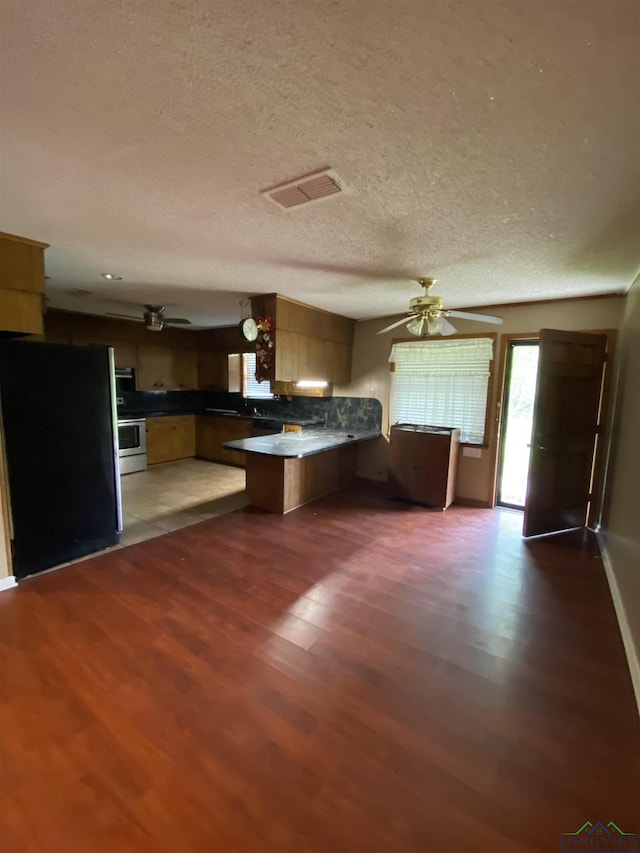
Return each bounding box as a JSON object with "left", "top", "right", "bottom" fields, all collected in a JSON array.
[
  {"left": 389, "top": 338, "right": 494, "bottom": 443},
  {"left": 243, "top": 352, "right": 273, "bottom": 399}
]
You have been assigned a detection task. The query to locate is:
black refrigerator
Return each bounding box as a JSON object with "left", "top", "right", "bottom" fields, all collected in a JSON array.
[{"left": 0, "top": 340, "right": 122, "bottom": 579}]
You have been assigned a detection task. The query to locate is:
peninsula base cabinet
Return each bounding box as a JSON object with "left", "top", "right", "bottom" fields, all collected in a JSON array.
[
  {"left": 388, "top": 425, "right": 460, "bottom": 510},
  {"left": 146, "top": 416, "right": 196, "bottom": 465},
  {"left": 245, "top": 445, "right": 357, "bottom": 514}
]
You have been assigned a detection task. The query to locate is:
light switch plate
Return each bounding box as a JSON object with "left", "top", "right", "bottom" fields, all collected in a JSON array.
[{"left": 462, "top": 446, "right": 482, "bottom": 458}]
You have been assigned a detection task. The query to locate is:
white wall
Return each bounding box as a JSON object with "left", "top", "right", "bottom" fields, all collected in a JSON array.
[
  {"left": 599, "top": 278, "right": 640, "bottom": 707},
  {"left": 338, "top": 295, "right": 625, "bottom": 502}
]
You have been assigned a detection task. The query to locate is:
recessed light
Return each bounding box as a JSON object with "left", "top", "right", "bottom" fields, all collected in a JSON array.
[{"left": 101, "top": 273, "right": 123, "bottom": 280}]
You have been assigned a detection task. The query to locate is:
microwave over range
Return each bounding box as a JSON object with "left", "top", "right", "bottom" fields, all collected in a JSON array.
[{"left": 114, "top": 366, "right": 136, "bottom": 393}]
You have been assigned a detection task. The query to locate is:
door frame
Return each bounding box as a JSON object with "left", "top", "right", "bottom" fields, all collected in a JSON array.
[
  {"left": 491, "top": 329, "right": 618, "bottom": 527},
  {"left": 496, "top": 337, "right": 539, "bottom": 509}
]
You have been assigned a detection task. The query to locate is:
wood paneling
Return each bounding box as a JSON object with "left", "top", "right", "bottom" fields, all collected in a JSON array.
[
  {"left": 197, "top": 325, "right": 254, "bottom": 352},
  {"left": 45, "top": 311, "right": 198, "bottom": 389},
  {"left": 146, "top": 416, "right": 196, "bottom": 465},
  {"left": 44, "top": 309, "right": 197, "bottom": 349},
  {"left": 0, "top": 484, "right": 638, "bottom": 851}
]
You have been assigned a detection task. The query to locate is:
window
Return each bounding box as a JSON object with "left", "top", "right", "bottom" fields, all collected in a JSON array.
[
  {"left": 242, "top": 351, "right": 273, "bottom": 399},
  {"left": 389, "top": 337, "right": 494, "bottom": 443}
]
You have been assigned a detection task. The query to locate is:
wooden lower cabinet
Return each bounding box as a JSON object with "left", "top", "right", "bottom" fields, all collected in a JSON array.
[
  {"left": 146, "top": 416, "right": 196, "bottom": 465},
  {"left": 245, "top": 445, "right": 357, "bottom": 514},
  {"left": 195, "top": 416, "right": 253, "bottom": 467},
  {"left": 388, "top": 425, "right": 460, "bottom": 509}
]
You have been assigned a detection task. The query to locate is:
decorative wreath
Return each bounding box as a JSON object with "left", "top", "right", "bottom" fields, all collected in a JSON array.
[{"left": 255, "top": 316, "right": 275, "bottom": 382}]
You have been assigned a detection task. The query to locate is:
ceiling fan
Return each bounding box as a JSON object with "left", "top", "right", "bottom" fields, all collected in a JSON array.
[
  {"left": 377, "top": 278, "right": 503, "bottom": 336},
  {"left": 106, "top": 305, "right": 192, "bottom": 331}
]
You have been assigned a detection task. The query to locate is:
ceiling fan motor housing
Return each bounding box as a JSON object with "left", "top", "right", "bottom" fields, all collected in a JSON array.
[
  {"left": 409, "top": 294, "right": 444, "bottom": 314},
  {"left": 144, "top": 307, "right": 165, "bottom": 330}
]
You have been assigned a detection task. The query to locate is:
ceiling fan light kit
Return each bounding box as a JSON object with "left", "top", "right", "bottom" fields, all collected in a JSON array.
[{"left": 377, "top": 277, "right": 504, "bottom": 337}]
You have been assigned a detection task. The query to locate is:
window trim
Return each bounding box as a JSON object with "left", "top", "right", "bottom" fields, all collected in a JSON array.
[
  {"left": 388, "top": 332, "right": 497, "bottom": 444},
  {"left": 242, "top": 351, "right": 274, "bottom": 399}
]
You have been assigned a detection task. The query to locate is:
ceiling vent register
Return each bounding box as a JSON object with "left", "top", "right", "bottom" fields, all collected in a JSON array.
[{"left": 261, "top": 168, "right": 347, "bottom": 210}]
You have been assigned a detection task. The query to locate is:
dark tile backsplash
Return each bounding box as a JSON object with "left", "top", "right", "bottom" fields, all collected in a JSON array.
[{"left": 118, "top": 391, "right": 382, "bottom": 433}]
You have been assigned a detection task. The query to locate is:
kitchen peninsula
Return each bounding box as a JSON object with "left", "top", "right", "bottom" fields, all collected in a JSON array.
[{"left": 225, "top": 429, "right": 379, "bottom": 514}]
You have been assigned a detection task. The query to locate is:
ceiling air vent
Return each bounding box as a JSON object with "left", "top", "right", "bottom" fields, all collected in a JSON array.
[
  {"left": 261, "top": 168, "right": 348, "bottom": 210},
  {"left": 65, "top": 289, "right": 92, "bottom": 297}
]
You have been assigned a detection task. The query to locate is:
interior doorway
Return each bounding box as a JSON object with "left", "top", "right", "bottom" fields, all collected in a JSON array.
[{"left": 497, "top": 341, "right": 539, "bottom": 509}]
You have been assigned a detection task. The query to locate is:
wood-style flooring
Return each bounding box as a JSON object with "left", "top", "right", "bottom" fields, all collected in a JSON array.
[{"left": 1, "top": 483, "right": 638, "bottom": 852}]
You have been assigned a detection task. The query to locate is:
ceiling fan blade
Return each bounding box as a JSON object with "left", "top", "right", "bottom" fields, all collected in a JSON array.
[
  {"left": 377, "top": 315, "right": 413, "bottom": 334},
  {"left": 164, "top": 318, "right": 191, "bottom": 325},
  {"left": 447, "top": 309, "right": 503, "bottom": 325},
  {"left": 438, "top": 316, "right": 458, "bottom": 336},
  {"left": 106, "top": 312, "right": 142, "bottom": 321}
]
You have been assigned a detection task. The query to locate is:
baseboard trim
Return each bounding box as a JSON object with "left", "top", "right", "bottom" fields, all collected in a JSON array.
[
  {"left": 0, "top": 575, "right": 17, "bottom": 593},
  {"left": 453, "top": 497, "right": 493, "bottom": 508},
  {"left": 596, "top": 531, "right": 640, "bottom": 721}
]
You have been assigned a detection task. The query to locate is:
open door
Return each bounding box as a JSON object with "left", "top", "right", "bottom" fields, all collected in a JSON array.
[{"left": 523, "top": 329, "right": 606, "bottom": 538}]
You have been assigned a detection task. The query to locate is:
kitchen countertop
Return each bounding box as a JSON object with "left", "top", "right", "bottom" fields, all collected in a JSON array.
[
  {"left": 224, "top": 429, "right": 379, "bottom": 458},
  {"left": 117, "top": 409, "right": 324, "bottom": 427}
]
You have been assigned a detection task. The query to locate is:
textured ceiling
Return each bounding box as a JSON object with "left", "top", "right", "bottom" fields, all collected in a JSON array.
[{"left": 1, "top": 0, "right": 639, "bottom": 329}]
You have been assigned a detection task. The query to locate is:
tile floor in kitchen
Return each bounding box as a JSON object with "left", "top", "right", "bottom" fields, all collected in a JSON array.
[{"left": 119, "top": 458, "right": 249, "bottom": 547}]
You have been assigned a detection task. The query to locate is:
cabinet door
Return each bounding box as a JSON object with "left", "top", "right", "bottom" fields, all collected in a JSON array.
[
  {"left": 137, "top": 345, "right": 174, "bottom": 390},
  {"left": 219, "top": 418, "right": 253, "bottom": 466},
  {"left": 172, "top": 416, "right": 196, "bottom": 459},
  {"left": 389, "top": 429, "right": 458, "bottom": 509},
  {"left": 138, "top": 345, "right": 197, "bottom": 390},
  {"left": 173, "top": 349, "right": 197, "bottom": 390},
  {"left": 146, "top": 419, "right": 175, "bottom": 465},
  {"left": 147, "top": 416, "right": 196, "bottom": 464},
  {"left": 112, "top": 341, "right": 138, "bottom": 369},
  {"left": 197, "top": 349, "right": 228, "bottom": 391},
  {"left": 0, "top": 290, "right": 44, "bottom": 335},
  {"left": 195, "top": 416, "right": 251, "bottom": 467}
]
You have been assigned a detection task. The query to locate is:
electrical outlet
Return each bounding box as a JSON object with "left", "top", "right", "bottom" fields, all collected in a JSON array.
[{"left": 462, "top": 446, "right": 482, "bottom": 458}]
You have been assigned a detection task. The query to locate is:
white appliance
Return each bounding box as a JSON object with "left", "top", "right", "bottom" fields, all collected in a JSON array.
[{"left": 117, "top": 418, "right": 147, "bottom": 474}]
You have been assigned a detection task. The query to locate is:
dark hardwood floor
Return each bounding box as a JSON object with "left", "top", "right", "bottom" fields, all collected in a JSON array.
[{"left": 1, "top": 483, "right": 638, "bottom": 852}]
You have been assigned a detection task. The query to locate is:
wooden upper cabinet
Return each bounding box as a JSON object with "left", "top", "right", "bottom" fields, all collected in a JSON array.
[
  {"left": 137, "top": 345, "right": 197, "bottom": 390},
  {"left": 173, "top": 348, "right": 198, "bottom": 390},
  {"left": 112, "top": 341, "right": 138, "bottom": 369},
  {"left": 0, "top": 232, "right": 47, "bottom": 294},
  {"left": 249, "top": 294, "right": 354, "bottom": 384},
  {"left": 0, "top": 232, "right": 48, "bottom": 335},
  {"left": 197, "top": 349, "right": 228, "bottom": 391}
]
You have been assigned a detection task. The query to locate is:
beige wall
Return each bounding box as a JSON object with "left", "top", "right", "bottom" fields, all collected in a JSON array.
[
  {"left": 599, "top": 278, "right": 640, "bottom": 703},
  {"left": 338, "top": 295, "right": 625, "bottom": 502}
]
